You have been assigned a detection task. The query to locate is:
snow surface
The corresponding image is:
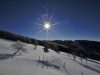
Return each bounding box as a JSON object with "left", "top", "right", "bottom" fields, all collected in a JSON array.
[{"left": 0, "top": 39, "right": 100, "bottom": 75}]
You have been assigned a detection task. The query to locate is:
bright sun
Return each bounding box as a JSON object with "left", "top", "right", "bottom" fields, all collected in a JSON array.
[
  {"left": 34, "top": 13, "right": 60, "bottom": 38},
  {"left": 44, "top": 23, "right": 50, "bottom": 29}
]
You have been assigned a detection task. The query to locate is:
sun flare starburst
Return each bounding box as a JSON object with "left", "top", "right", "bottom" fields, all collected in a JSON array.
[{"left": 34, "top": 13, "right": 60, "bottom": 40}]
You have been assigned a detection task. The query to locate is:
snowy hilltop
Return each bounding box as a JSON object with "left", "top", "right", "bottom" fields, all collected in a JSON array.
[{"left": 0, "top": 39, "right": 100, "bottom": 75}]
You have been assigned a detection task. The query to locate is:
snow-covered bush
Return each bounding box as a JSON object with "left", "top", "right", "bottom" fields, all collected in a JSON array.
[{"left": 44, "top": 41, "right": 49, "bottom": 52}]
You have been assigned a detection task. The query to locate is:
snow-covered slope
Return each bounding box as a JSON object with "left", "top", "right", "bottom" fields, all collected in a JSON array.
[{"left": 0, "top": 39, "right": 100, "bottom": 75}]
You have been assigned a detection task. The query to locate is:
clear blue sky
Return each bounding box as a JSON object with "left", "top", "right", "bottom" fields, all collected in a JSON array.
[{"left": 0, "top": 0, "right": 100, "bottom": 41}]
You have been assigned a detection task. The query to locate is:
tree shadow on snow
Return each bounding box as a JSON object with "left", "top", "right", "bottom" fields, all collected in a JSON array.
[
  {"left": 0, "top": 53, "right": 14, "bottom": 61},
  {"left": 87, "top": 59, "right": 100, "bottom": 64},
  {"left": 76, "top": 61, "right": 100, "bottom": 74},
  {"left": 35, "top": 60, "right": 60, "bottom": 69},
  {"left": 36, "top": 59, "right": 71, "bottom": 75},
  {"left": 64, "top": 68, "right": 71, "bottom": 75}
]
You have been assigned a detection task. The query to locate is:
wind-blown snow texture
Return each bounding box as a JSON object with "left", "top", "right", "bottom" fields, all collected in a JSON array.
[{"left": 0, "top": 39, "right": 100, "bottom": 75}]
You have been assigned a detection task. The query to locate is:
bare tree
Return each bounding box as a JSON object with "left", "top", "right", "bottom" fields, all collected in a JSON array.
[
  {"left": 72, "top": 52, "right": 77, "bottom": 61},
  {"left": 11, "top": 40, "right": 27, "bottom": 55},
  {"left": 63, "top": 62, "right": 65, "bottom": 68},
  {"left": 33, "top": 39, "right": 38, "bottom": 50},
  {"left": 79, "top": 54, "right": 84, "bottom": 63}
]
